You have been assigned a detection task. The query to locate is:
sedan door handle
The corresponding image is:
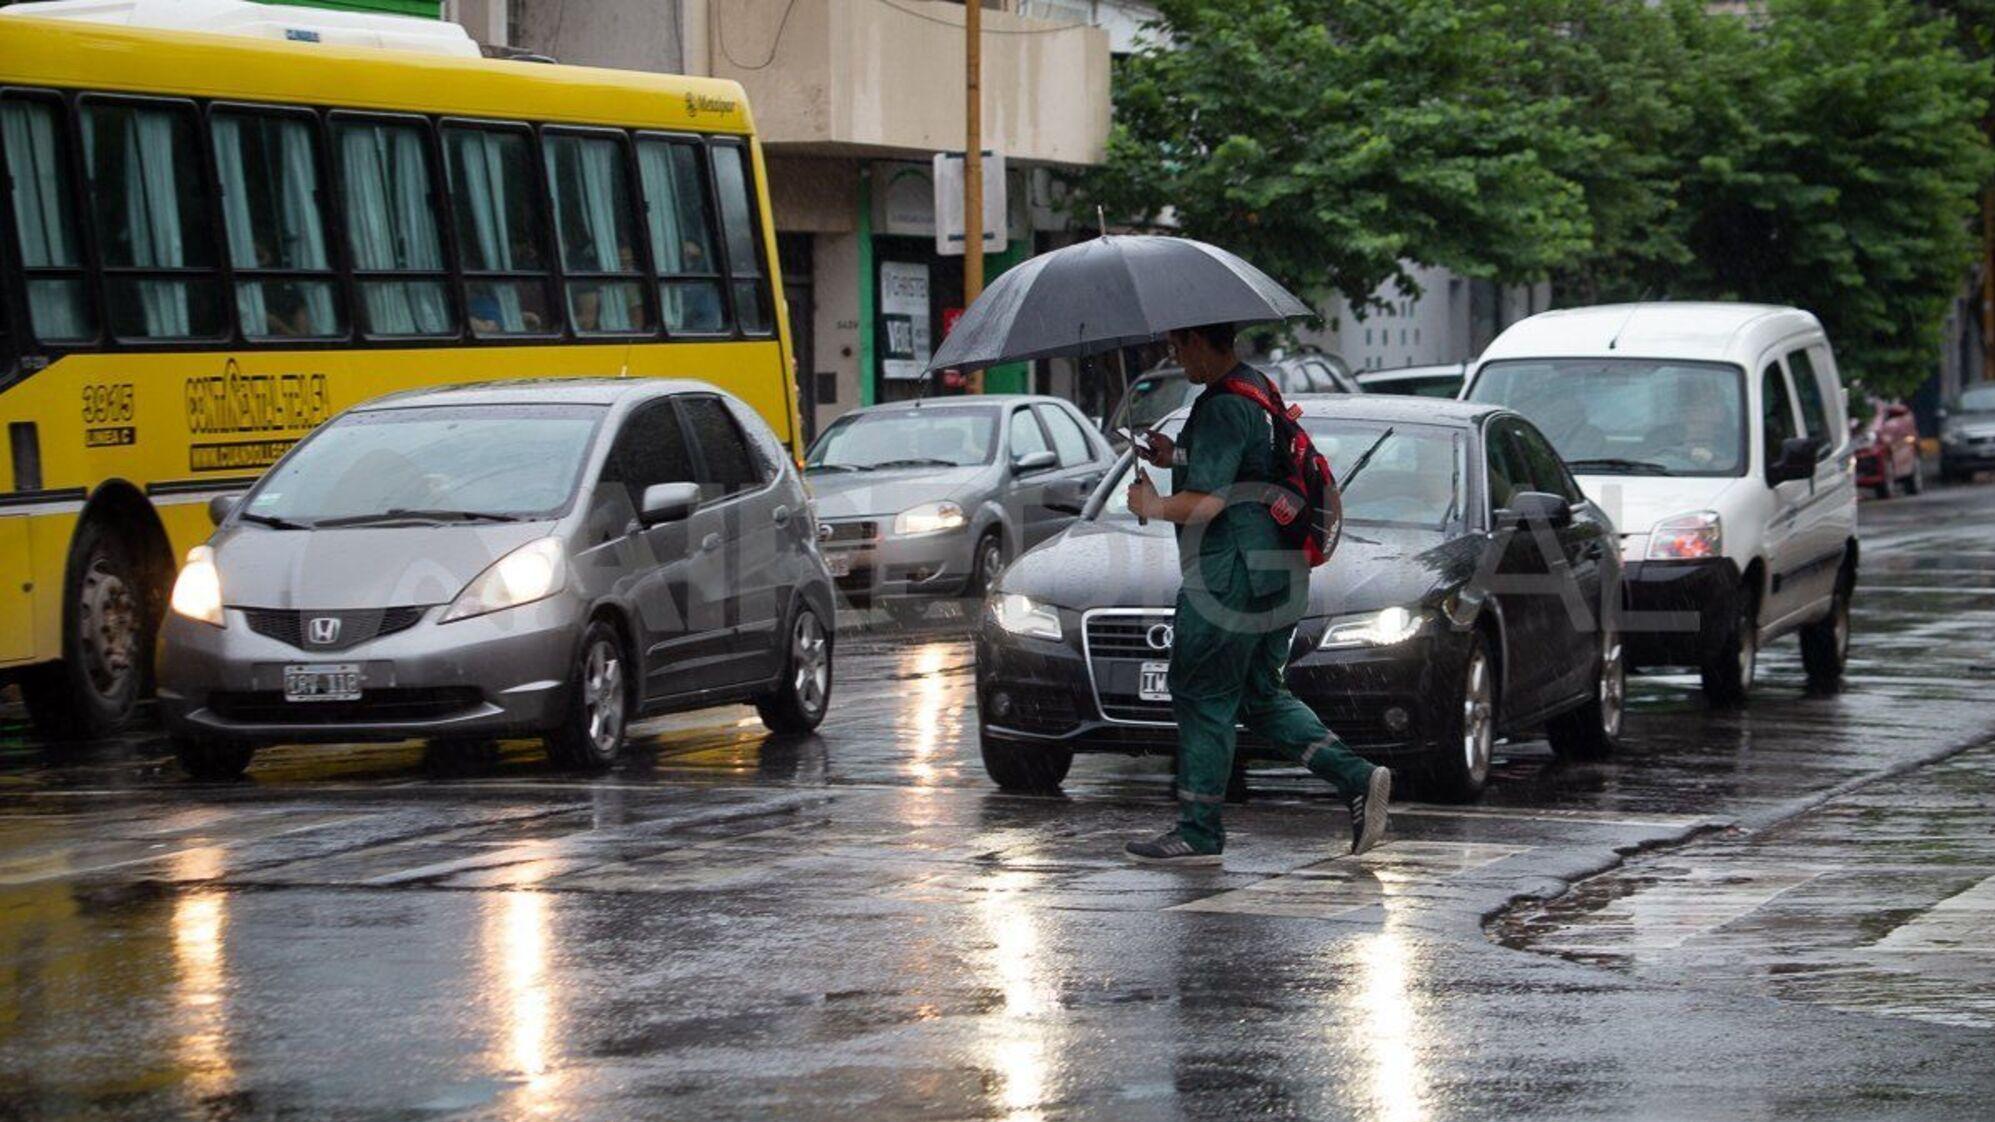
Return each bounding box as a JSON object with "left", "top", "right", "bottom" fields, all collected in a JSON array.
[
  {"left": 700, "top": 532, "right": 722, "bottom": 553},
  {"left": 771, "top": 504, "right": 790, "bottom": 526}
]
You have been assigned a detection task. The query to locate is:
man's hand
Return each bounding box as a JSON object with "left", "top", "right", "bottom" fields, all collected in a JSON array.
[
  {"left": 1138, "top": 431, "right": 1175, "bottom": 468},
  {"left": 1127, "top": 468, "right": 1158, "bottom": 520}
]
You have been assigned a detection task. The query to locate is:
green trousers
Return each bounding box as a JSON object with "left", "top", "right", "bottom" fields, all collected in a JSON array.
[{"left": 1168, "top": 590, "right": 1376, "bottom": 853}]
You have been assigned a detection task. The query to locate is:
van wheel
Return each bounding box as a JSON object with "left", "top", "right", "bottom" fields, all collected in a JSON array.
[
  {"left": 174, "top": 736, "right": 254, "bottom": 781},
  {"left": 545, "top": 621, "right": 629, "bottom": 771},
  {"left": 980, "top": 728, "right": 1072, "bottom": 792},
  {"left": 1422, "top": 635, "right": 1493, "bottom": 803},
  {"left": 22, "top": 518, "right": 151, "bottom": 741},
  {"left": 1547, "top": 628, "right": 1624, "bottom": 760},
  {"left": 1700, "top": 585, "right": 1757, "bottom": 707},
  {"left": 756, "top": 605, "right": 833, "bottom": 734},
  {"left": 1800, "top": 562, "right": 1854, "bottom": 687}
]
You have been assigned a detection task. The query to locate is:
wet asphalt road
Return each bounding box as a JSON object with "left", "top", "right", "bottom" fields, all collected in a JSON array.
[{"left": 4, "top": 482, "right": 1995, "bottom": 1119}]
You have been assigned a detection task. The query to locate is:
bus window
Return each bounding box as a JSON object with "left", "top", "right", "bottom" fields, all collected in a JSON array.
[
  {"left": 442, "top": 124, "right": 554, "bottom": 337},
  {"left": 80, "top": 98, "right": 222, "bottom": 339},
  {"left": 710, "top": 142, "right": 771, "bottom": 335},
  {"left": 543, "top": 131, "right": 650, "bottom": 336},
  {"left": 636, "top": 137, "right": 727, "bottom": 335},
  {"left": 332, "top": 117, "right": 454, "bottom": 338},
  {"left": 212, "top": 109, "right": 345, "bottom": 340},
  {"left": 1, "top": 95, "right": 94, "bottom": 343}
]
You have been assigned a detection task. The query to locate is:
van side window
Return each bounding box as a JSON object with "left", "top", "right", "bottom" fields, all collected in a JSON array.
[
  {"left": 602, "top": 399, "right": 695, "bottom": 512},
  {"left": 1762, "top": 361, "right": 1798, "bottom": 457},
  {"left": 1786, "top": 348, "right": 1831, "bottom": 459},
  {"left": 680, "top": 395, "right": 764, "bottom": 496}
]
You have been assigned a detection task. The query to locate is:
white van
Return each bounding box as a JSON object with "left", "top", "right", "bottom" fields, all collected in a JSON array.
[{"left": 1462, "top": 303, "right": 1858, "bottom": 704}]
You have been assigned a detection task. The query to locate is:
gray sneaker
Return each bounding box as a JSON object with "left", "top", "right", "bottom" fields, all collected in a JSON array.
[
  {"left": 1124, "top": 831, "right": 1223, "bottom": 865},
  {"left": 1349, "top": 766, "right": 1392, "bottom": 856}
]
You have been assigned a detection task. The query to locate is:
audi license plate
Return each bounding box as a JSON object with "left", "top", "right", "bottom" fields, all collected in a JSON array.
[
  {"left": 1138, "top": 660, "right": 1172, "bottom": 703},
  {"left": 284, "top": 663, "right": 362, "bottom": 702},
  {"left": 825, "top": 551, "right": 853, "bottom": 577}
]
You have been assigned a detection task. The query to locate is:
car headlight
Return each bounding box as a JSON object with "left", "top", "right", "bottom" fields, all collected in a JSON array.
[
  {"left": 169, "top": 545, "right": 225, "bottom": 628},
  {"left": 893, "top": 501, "right": 967, "bottom": 537},
  {"left": 992, "top": 593, "right": 1062, "bottom": 641},
  {"left": 1319, "top": 605, "right": 1424, "bottom": 649},
  {"left": 1646, "top": 511, "right": 1721, "bottom": 561},
  {"left": 441, "top": 536, "right": 567, "bottom": 623}
]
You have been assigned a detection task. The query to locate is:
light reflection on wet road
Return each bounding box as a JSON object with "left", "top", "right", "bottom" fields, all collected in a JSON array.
[{"left": 1, "top": 485, "right": 1993, "bottom": 1118}]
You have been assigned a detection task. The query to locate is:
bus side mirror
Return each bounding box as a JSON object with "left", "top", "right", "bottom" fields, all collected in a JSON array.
[{"left": 208, "top": 495, "right": 238, "bottom": 526}]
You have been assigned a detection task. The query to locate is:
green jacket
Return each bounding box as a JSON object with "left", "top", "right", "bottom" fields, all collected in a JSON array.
[{"left": 1171, "top": 365, "right": 1304, "bottom": 605}]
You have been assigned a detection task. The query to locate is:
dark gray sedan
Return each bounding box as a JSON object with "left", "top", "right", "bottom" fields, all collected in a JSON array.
[
  {"left": 159, "top": 379, "right": 834, "bottom": 778},
  {"left": 805, "top": 395, "right": 1113, "bottom": 602}
]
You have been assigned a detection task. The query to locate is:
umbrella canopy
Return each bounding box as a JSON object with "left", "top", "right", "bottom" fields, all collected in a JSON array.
[{"left": 925, "top": 235, "right": 1312, "bottom": 372}]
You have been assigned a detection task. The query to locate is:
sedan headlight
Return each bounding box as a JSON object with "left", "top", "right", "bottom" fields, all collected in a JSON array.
[
  {"left": 1646, "top": 511, "right": 1721, "bottom": 561},
  {"left": 441, "top": 537, "right": 567, "bottom": 623},
  {"left": 893, "top": 501, "right": 967, "bottom": 537},
  {"left": 1319, "top": 605, "right": 1424, "bottom": 649},
  {"left": 169, "top": 545, "right": 225, "bottom": 628},
  {"left": 992, "top": 593, "right": 1062, "bottom": 641}
]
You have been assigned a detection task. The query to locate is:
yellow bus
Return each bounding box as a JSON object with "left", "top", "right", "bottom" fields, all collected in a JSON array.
[{"left": 0, "top": 13, "right": 800, "bottom": 740}]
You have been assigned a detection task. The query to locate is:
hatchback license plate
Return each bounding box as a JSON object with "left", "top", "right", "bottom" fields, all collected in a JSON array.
[
  {"left": 1138, "top": 660, "right": 1171, "bottom": 703},
  {"left": 284, "top": 663, "right": 362, "bottom": 702}
]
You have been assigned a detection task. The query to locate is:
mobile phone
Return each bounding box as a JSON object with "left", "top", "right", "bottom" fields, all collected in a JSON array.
[{"left": 1117, "top": 427, "right": 1156, "bottom": 457}]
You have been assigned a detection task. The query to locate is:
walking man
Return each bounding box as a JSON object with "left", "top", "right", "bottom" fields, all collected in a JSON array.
[{"left": 1123, "top": 322, "right": 1391, "bottom": 865}]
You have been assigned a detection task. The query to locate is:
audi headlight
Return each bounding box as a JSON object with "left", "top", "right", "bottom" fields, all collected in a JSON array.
[
  {"left": 169, "top": 545, "right": 225, "bottom": 628},
  {"left": 893, "top": 501, "right": 967, "bottom": 537},
  {"left": 1319, "top": 605, "right": 1424, "bottom": 649},
  {"left": 441, "top": 537, "right": 567, "bottom": 623},
  {"left": 1646, "top": 511, "right": 1721, "bottom": 561},
  {"left": 992, "top": 593, "right": 1062, "bottom": 641}
]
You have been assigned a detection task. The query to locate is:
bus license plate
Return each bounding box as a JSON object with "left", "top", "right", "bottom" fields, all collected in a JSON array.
[
  {"left": 284, "top": 663, "right": 362, "bottom": 702},
  {"left": 1139, "top": 660, "right": 1171, "bottom": 702}
]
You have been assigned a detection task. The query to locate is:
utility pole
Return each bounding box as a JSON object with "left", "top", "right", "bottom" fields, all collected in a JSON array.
[{"left": 964, "top": 0, "right": 984, "bottom": 394}]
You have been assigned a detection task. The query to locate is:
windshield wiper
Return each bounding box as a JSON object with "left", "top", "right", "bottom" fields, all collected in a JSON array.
[
  {"left": 314, "top": 508, "right": 526, "bottom": 527},
  {"left": 1566, "top": 457, "right": 1672, "bottom": 475},
  {"left": 237, "top": 511, "right": 310, "bottom": 530},
  {"left": 867, "top": 457, "right": 960, "bottom": 470},
  {"left": 1338, "top": 427, "right": 1395, "bottom": 491},
  {"left": 807, "top": 463, "right": 861, "bottom": 473}
]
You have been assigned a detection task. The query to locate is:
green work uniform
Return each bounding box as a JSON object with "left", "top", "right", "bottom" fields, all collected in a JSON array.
[{"left": 1168, "top": 365, "right": 1375, "bottom": 854}]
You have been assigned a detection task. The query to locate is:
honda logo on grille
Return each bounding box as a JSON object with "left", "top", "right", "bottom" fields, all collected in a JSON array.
[
  {"left": 1146, "top": 623, "right": 1174, "bottom": 651},
  {"left": 307, "top": 616, "right": 342, "bottom": 645}
]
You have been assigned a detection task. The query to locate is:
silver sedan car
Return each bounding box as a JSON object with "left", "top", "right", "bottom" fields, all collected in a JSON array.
[
  {"left": 159, "top": 379, "right": 835, "bottom": 778},
  {"left": 804, "top": 395, "right": 1113, "bottom": 603}
]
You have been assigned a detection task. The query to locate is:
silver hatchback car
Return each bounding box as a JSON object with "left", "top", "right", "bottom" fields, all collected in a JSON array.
[{"left": 159, "top": 379, "right": 835, "bottom": 778}]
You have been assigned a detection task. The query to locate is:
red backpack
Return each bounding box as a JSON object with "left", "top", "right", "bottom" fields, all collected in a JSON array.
[{"left": 1213, "top": 370, "right": 1342, "bottom": 567}]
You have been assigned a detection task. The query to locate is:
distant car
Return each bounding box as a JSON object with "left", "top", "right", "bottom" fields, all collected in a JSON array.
[
  {"left": 977, "top": 396, "right": 1625, "bottom": 803},
  {"left": 1463, "top": 302, "right": 1859, "bottom": 705},
  {"left": 1357, "top": 363, "right": 1466, "bottom": 399},
  {"left": 1852, "top": 398, "right": 1923, "bottom": 498},
  {"left": 160, "top": 380, "right": 836, "bottom": 778},
  {"left": 1105, "top": 351, "right": 1358, "bottom": 445},
  {"left": 1939, "top": 384, "right": 1995, "bottom": 483},
  {"left": 804, "top": 396, "right": 1113, "bottom": 602}
]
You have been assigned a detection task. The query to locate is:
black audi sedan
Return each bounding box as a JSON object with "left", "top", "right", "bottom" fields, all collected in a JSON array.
[{"left": 975, "top": 396, "right": 1625, "bottom": 802}]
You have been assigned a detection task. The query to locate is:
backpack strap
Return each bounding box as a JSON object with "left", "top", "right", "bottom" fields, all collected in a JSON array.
[{"left": 1216, "top": 368, "right": 1303, "bottom": 422}]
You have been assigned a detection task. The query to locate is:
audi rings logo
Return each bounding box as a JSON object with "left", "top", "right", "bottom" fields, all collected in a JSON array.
[
  {"left": 1145, "top": 623, "right": 1175, "bottom": 651},
  {"left": 307, "top": 616, "right": 342, "bottom": 645}
]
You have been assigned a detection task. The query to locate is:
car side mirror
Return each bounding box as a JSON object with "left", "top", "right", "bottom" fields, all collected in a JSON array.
[
  {"left": 1496, "top": 490, "right": 1571, "bottom": 529},
  {"left": 207, "top": 494, "right": 238, "bottom": 526},
  {"left": 1013, "top": 449, "right": 1058, "bottom": 475},
  {"left": 639, "top": 481, "right": 701, "bottom": 526},
  {"left": 1768, "top": 436, "right": 1819, "bottom": 484}
]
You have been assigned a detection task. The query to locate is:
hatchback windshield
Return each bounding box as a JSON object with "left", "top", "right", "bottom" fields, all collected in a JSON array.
[
  {"left": 1958, "top": 386, "right": 1995, "bottom": 413},
  {"left": 243, "top": 403, "right": 604, "bottom": 525},
  {"left": 1467, "top": 358, "right": 1746, "bottom": 477},
  {"left": 1098, "top": 417, "right": 1465, "bottom": 531},
  {"left": 806, "top": 406, "right": 997, "bottom": 470}
]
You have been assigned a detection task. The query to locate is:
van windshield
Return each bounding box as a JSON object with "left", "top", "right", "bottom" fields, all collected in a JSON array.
[
  {"left": 1467, "top": 358, "right": 1747, "bottom": 477},
  {"left": 242, "top": 403, "right": 605, "bottom": 526}
]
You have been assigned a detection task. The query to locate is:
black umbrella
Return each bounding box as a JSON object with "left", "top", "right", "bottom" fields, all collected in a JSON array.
[{"left": 925, "top": 235, "right": 1312, "bottom": 372}]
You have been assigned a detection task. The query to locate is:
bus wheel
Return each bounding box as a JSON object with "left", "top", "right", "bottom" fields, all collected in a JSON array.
[{"left": 22, "top": 519, "right": 149, "bottom": 741}]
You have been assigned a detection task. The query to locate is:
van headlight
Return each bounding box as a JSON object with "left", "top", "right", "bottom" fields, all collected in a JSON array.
[
  {"left": 992, "top": 593, "right": 1062, "bottom": 641},
  {"left": 441, "top": 537, "right": 567, "bottom": 623},
  {"left": 169, "top": 545, "right": 225, "bottom": 628},
  {"left": 893, "top": 501, "right": 966, "bottom": 537},
  {"left": 1646, "top": 511, "right": 1721, "bottom": 561},
  {"left": 1319, "top": 605, "right": 1425, "bottom": 649}
]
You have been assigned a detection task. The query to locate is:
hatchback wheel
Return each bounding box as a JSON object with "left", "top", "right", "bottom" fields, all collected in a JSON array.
[
  {"left": 546, "top": 621, "right": 629, "bottom": 771},
  {"left": 757, "top": 604, "right": 833, "bottom": 734},
  {"left": 1547, "top": 628, "right": 1624, "bottom": 759},
  {"left": 1423, "top": 634, "right": 1493, "bottom": 803}
]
